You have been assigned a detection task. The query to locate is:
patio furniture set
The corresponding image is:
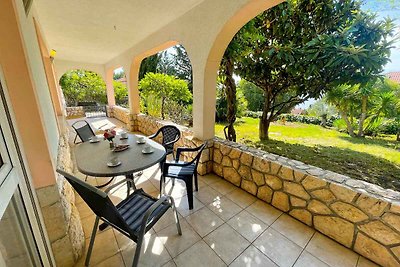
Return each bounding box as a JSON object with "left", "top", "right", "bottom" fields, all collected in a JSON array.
[{"left": 60, "top": 120, "right": 206, "bottom": 267}]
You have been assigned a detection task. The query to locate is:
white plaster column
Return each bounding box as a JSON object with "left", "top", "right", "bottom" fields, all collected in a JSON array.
[
  {"left": 105, "top": 69, "right": 116, "bottom": 106},
  {"left": 126, "top": 61, "right": 141, "bottom": 114},
  {"left": 192, "top": 60, "right": 218, "bottom": 140}
]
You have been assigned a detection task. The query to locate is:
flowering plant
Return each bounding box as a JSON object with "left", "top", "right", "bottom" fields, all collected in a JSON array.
[{"left": 103, "top": 129, "right": 116, "bottom": 142}]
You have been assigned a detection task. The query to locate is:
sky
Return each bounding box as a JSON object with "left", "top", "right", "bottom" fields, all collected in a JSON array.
[{"left": 362, "top": 0, "right": 400, "bottom": 73}]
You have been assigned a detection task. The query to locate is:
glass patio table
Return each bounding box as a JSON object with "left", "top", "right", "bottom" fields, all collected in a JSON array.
[{"left": 74, "top": 133, "right": 166, "bottom": 194}]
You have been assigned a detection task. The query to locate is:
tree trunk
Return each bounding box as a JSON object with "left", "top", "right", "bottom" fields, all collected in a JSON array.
[
  {"left": 339, "top": 110, "right": 356, "bottom": 137},
  {"left": 358, "top": 95, "right": 367, "bottom": 137},
  {"left": 259, "top": 91, "right": 272, "bottom": 141},
  {"left": 223, "top": 57, "right": 237, "bottom": 142},
  {"left": 259, "top": 115, "right": 271, "bottom": 141}
]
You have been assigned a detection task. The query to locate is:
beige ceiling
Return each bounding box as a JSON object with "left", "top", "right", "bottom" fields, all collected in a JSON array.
[{"left": 34, "top": 0, "right": 205, "bottom": 64}]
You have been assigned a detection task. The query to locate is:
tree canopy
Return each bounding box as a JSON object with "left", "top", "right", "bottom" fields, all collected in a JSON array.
[
  {"left": 223, "top": 0, "right": 395, "bottom": 140},
  {"left": 59, "top": 69, "right": 106, "bottom": 106},
  {"left": 139, "top": 72, "right": 192, "bottom": 119}
]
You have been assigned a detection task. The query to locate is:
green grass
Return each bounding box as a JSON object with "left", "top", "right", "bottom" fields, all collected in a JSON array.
[{"left": 215, "top": 117, "right": 400, "bottom": 191}]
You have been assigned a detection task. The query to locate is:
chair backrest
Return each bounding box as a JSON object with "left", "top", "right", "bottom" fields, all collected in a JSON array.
[
  {"left": 56, "top": 169, "right": 132, "bottom": 235},
  {"left": 186, "top": 142, "right": 207, "bottom": 168},
  {"left": 72, "top": 120, "right": 95, "bottom": 142},
  {"left": 159, "top": 125, "right": 180, "bottom": 146}
]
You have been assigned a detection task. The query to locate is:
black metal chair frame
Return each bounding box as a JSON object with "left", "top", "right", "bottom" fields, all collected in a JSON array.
[
  {"left": 71, "top": 120, "right": 96, "bottom": 144},
  {"left": 161, "top": 143, "right": 207, "bottom": 210},
  {"left": 148, "top": 125, "right": 181, "bottom": 158},
  {"left": 56, "top": 169, "right": 181, "bottom": 267}
]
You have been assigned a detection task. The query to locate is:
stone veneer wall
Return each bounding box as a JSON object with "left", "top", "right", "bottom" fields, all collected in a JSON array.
[
  {"left": 36, "top": 130, "right": 85, "bottom": 266},
  {"left": 65, "top": 106, "right": 85, "bottom": 118},
  {"left": 108, "top": 106, "right": 400, "bottom": 266},
  {"left": 213, "top": 138, "right": 400, "bottom": 267}
]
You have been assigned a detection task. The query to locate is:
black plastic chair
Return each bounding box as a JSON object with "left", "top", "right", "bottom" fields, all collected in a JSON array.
[
  {"left": 56, "top": 169, "right": 181, "bottom": 267},
  {"left": 161, "top": 143, "right": 207, "bottom": 210},
  {"left": 71, "top": 120, "right": 95, "bottom": 144},
  {"left": 148, "top": 125, "right": 181, "bottom": 158}
]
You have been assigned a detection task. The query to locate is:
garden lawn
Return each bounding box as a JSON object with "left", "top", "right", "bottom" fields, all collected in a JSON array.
[{"left": 215, "top": 117, "right": 400, "bottom": 191}]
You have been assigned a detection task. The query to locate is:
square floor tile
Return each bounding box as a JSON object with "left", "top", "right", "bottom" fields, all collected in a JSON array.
[
  {"left": 173, "top": 240, "right": 226, "bottom": 267},
  {"left": 157, "top": 219, "right": 201, "bottom": 258},
  {"left": 153, "top": 209, "right": 183, "bottom": 233},
  {"left": 198, "top": 174, "right": 221, "bottom": 185},
  {"left": 84, "top": 229, "right": 120, "bottom": 266},
  {"left": 209, "top": 179, "right": 237, "bottom": 195},
  {"left": 225, "top": 188, "right": 257, "bottom": 209},
  {"left": 208, "top": 196, "right": 242, "bottom": 221},
  {"left": 305, "top": 233, "right": 359, "bottom": 267},
  {"left": 185, "top": 207, "right": 224, "bottom": 237},
  {"left": 271, "top": 214, "right": 314, "bottom": 248},
  {"left": 253, "top": 228, "right": 302, "bottom": 267},
  {"left": 77, "top": 201, "right": 94, "bottom": 219},
  {"left": 204, "top": 223, "right": 250, "bottom": 264},
  {"left": 194, "top": 186, "right": 223, "bottom": 205},
  {"left": 93, "top": 253, "right": 125, "bottom": 267},
  {"left": 120, "top": 232, "right": 171, "bottom": 267},
  {"left": 227, "top": 210, "right": 267, "bottom": 242},
  {"left": 245, "top": 200, "right": 282, "bottom": 226},
  {"left": 163, "top": 180, "right": 188, "bottom": 198},
  {"left": 174, "top": 195, "right": 204, "bottom": 217},
  {"left": 230, "top": 245, "right": 278, "bottom": 267},
  {"left": 162, "top": 260, "right": 177, "bottom": 267},
  {"left": 81, "top": 215, "right": 96, "bottom": 239},
  {"left": 293, "top": 251, "right": 329, "bottom": 267},
  {"left": 357, "top": 256, "right": 380, "bottom": 267}
]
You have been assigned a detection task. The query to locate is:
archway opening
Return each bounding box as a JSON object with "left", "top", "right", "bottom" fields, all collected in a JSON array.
[
  {"left": 138, "top": 44, "right": 193, "bottom": 126},
  {"left": 112, "top": 67, "right": 129, "bottom": 108}
]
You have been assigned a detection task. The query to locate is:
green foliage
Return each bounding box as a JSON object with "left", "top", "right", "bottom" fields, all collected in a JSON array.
[
  {"left": 59, "top": 69, "right": 106, "bottom": 106},
  {"left": 113, "top": 71, "right": 125, "bottom": 80},
  {"left": 139, "top": 72, "right": 192, "bottom": 121},
  {"left": 215, "top": 79, "right": 247, "bottom": 122},
  {"left": 225, "top": 0, "right": 395, "bottom": 140},
  {"left": 139, "top": 54, "right": 160, "bottom": 80},
  {"left": 306, "top": 99, "right": 338, "bottom": 117},
  {"left": 237, "top": 80, "right": 264, "bottom": 112},
  {"left": 278, "top": 114, "right": 340, "bottom": 127},
  {"left": 113, "top": 81, "right": 128, "bottom": 107}
]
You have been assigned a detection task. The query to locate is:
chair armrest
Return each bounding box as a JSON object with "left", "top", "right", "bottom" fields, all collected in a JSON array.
[
  {"left": 175, "top": 146, "right": 201, "bottom": 162},
  {"left": 105, "top": 179, "right": 131, "bottom": 194},
  {"left": 148, "top": 133, "right": 157, "bottom": 139},
  {"left": 138, "top": 196, "right": 170, "bottom": 236}
]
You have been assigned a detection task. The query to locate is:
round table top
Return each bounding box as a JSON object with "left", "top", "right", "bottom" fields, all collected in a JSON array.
[{"left": 74, "top": 133, "right": 166, "bottom": 177}]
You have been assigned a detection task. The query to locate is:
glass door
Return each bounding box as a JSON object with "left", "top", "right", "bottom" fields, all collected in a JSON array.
[{"left": 0, "top": 68, "right": 53, "bottom": 266}]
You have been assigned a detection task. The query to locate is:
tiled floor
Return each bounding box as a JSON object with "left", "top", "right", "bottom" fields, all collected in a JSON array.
[
  {"left": 69, "top": 117, "right": 377, "bottom": 267},
  {"left": 73, "top": 167, "right": 378, "bottom": 267}
]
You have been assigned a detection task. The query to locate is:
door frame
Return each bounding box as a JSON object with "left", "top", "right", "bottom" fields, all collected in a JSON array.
[{"left": 0, "top": 66, "right": 55, "bottom": 266}]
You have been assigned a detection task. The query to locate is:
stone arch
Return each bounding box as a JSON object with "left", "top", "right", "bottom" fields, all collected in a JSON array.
[{"left": 197, "top": 0, "right": 283, "bottom": 139}]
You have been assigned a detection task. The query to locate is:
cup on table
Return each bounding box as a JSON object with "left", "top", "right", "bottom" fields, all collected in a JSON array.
[
  {"left": 109, "top": 155, "right": 119, "bottom": 165},
  {"left": 143, "top": 144, "right": 152, "bottom": 153},
  {"left": 120, "top": 131, "right": 128, "bottom": 139},
  {"left": 138, "top": 136, "right": 146, "bottom": 143}
]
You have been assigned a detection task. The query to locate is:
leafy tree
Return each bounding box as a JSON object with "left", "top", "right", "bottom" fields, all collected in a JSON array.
[
  {"left": 139, "top": 54, "right": 160, "bottom": 80},
  {"left": 237, "top": 80, "right": 264, "bottom": 112},
  {"left": 158, "top": 45, "right": 193, "bottom": 92},
  {"left": 59, "top": 69, "right": 107, "bottom": 106},
  {"left": 113, "top": 70, "right": 125, "bottom": 80},
  {"left": 139, "top": 72, "right": 192, "bottom": 119},
  {"left": 225, "top": 0, "right": 394, "bottom": 140},
  {"left": 113, "top": 81, "right": 128, "bottom": 106},
  {"left": 306, "top": 98, "right": 337, "bottom": 118}
]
